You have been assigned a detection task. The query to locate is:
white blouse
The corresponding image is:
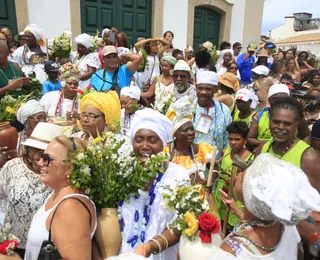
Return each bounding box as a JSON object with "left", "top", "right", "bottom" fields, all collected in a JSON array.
[
  {"left": 0, "top": 158, "right": 52, "bottom": 248},
  {"left": 120, "top": 162, "right": 189, "bottom": 260}
]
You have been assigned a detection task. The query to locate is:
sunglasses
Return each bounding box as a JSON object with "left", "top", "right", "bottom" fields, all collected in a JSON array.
[
  {"left": 280, "top": 82, "right": 291, "bottom": 86},
  {"left": 40, "top": 150, "right": 54, "bottom": 167},
  {"left": 229, "top": 67, "right": 238, "bottom": 70},
  {"left": 172, "top": 74, "right": 187, "bottom": 79}
]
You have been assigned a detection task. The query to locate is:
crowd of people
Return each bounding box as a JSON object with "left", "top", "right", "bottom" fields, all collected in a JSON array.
[{"left": 0, "top": 23, "right": 320, "bottom": 260}]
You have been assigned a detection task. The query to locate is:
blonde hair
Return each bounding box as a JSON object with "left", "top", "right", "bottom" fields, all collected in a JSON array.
[
  {"left": 255, "top": 77, "right": 275, "bottom": 91},
  {"left": 52, "top": 136, "right": 87, "bottom": 154}
]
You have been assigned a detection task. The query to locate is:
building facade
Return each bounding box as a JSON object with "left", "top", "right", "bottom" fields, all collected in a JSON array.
[
  {"left": 269, "top": 14, "right": 320, "bottom": 57},
  {"left": 2, "top": 0, "right": 264, "bottom": 50}
]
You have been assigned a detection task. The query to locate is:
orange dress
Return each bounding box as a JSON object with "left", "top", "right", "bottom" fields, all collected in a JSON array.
[{"left": 164, "top": 142, "right": 214, "bottom": 174}]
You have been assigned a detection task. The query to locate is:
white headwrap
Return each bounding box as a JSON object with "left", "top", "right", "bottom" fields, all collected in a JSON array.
[
  {"left": 219, "top": 49, "right": 234, "bottom": 59},
  {"left": 24, "top": 24, "right": 43, "bottom": 40},
  {"left": 120, "top": 86, "right": 141, "bottom": 100},
  {"left": 268, "top": 84, "right": 290, "bottom": 99},
  {"left": 101, "top": 28, "right": 110, "bottom": 38},
  {"left": 243, "top": 154, "right": 320, "bottom": 225},
  {"left": 196, "top": 71, "right": 219, "bottom": 86},
  {"left": 16, "top": 99, "right": 45, "bottom": 125},
  {"left": 129, "top": 108, "right": 173, "bottom": 146},
  {"left": 75, "top": 33, "right": 93, "bottom": 49},
  {"left": 166, "top": 96, "right": 194, "bottom": 134}
]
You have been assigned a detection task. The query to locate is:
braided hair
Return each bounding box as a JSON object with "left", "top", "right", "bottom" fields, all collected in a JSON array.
[{"left": 270, "top": 96, "right": 304, "bottom": 122}]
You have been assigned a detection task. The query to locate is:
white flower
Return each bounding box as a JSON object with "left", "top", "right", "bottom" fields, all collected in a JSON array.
[
  {"left": 80, "top": 165, "right": 91, "bottom": 176},
  {"left": 192, "top": 197, "right": 199, "bottom": 203},
  {"left": 76, "top": 153, "right": 86, "bottom": 161},
  {"left": 64, "top": 30, "right": 72, "bottom": 38}
]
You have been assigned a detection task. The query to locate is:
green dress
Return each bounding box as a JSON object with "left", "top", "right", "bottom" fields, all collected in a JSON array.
[
  {"left": 0, "top": 61, "right": 24, "bottom": 97},
  {"left": 214, "top": 147, "right": 253, "bottom": 227},
  {"left": 233, "top": 110, "right": 255, "bottom": 125}
]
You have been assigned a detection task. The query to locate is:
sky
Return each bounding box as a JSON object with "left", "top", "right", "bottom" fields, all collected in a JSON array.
[{"left": 261, "top": 0, "right": 320, "bottom": 35}]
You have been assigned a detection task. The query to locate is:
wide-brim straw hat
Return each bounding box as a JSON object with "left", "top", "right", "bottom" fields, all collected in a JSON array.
[{"left": 218, "top": 72, "right": 240, "bottom": 92}]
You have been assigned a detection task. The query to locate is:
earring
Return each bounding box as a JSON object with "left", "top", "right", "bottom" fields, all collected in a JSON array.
[{"left": 25, "top": 124, "right": 29, "bottom": 129}]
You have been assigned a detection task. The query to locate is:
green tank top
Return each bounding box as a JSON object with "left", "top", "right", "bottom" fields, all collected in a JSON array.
[
  {"left": 257, "top": 109, "right": 271, "bottom": 141},
  {"left": 0, "top": 61, "right": 23, "bottom": 97},
  {"left": 261, "top": 139, "right": 310, "bottom": 168},
  {"left": 233, "top": 111, "right": 254, "bottom": 125}
]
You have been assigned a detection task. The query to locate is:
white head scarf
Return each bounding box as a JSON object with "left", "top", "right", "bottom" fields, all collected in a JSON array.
[
  {"left": 243, "top": 154, "right": 320, "bottom": 225},
  {"left": 101, "top": 28, "right": 110, "bottom": 38},
  {"left": 75, "top": 33, "right": 93, "bottom": 49},
  {"left": 129, "top": 108, "right": 173, "bottom": 146},
  {"left": 24, "top": 24, "right": 43, "bottom": 40},
  {"left": 16, "top": 100, "right": 45, "bottom": 125},
  {"left": 120, "top": 86, "right": 141, "bottom": 100},
  {"left": 219, "top": 49, "right": 234, "bottom": 60}
]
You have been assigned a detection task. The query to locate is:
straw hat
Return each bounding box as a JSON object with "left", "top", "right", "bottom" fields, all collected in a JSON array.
[
  {"left": 218, "top": 72, "right": 240, "bottom": 92},
  {"left": 22, "top": 122, "right": 63, "bottom": 150},
  {"left": 170, "top": 59, "right": 193, "bottom": 76},
  {"left": 257, "top": 48, "right": 269, "bottom": 57}
]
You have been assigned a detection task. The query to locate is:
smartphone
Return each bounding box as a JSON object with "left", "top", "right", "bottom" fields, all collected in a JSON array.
[{"left": 109, "top": 31, "right": 116, "bottom": 42}]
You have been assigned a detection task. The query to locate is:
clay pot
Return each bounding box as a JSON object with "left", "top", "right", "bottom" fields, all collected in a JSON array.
[
  {"left": 0, "top": 122, "right": 18, "bottom": 150},
  {"left": 95, "top": 208, "right": 122, "bottom": 259}
]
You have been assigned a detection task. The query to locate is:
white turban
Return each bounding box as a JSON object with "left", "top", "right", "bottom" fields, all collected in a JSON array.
[
  {"left": 16, "top": 99, "right": 45, "bottom": 125},
  {"left": 220, "top": 49, "right": 234, "bottom": 59},
  {"left": 24, "top": 24, "right": 43, "bottom": 40},
  {"left": 120, "top": 86, "right": 141, "bottom": 100},
  {"left": 129, "top": 108, "right": 173, "bottom": 146},
  {"left": 75, "top": 33, "right": 93, "bottom": 49},
  {"left": 243, "top": 154, "right": 320, "bottom": 225},
  {"left": 101, "top": 28, "right": 110, "bottom": 38},
  {"left": 196, "top": 71, "right": 219, "bottom": 86},
  {"left": 268, "top": 84, "right": 290, "bottom": 99}
]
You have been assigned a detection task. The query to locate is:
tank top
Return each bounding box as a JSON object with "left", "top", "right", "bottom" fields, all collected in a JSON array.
[
  {"left": 233, "top": 111, "right": 255, "bottom": 125},
  {"left": 261, "top": 139, "right": 310, "bottom": 168},
  {"left": 24, "top": 193, "right": 97, "bottom": 260},
  {"left": 257, "top": 108, "right": 272, "bottom": 141}
]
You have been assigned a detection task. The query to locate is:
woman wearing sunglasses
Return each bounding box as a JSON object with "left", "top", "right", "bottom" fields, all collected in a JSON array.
[
  {"left": 24, "top": 135, "right": 97, "bottom": 260},
  {"left": 73, "top": 91, "right": 121, "bottom": 141},
  {"left": 0, "top": 122, "right": 62, "bottom": 258}
]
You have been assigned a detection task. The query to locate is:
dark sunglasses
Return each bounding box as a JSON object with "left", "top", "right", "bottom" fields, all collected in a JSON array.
[
  {"left": 280, "top": 82, "right": 291, "bottom": 86},
  {"left": 172, "top": 74, "right": 187, "bottom": 79},
  {"left": 40, "top": 150, "right": 54, "bottom": 166},
  {"left": 229, "top": 67, "right": 238, "bottom": 70}
]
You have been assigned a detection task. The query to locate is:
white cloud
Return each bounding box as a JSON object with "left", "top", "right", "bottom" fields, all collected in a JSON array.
[{"left": 261, "top": 0, "right": 320, "bottom": 34}]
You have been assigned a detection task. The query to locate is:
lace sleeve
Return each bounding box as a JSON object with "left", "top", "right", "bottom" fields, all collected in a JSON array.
[
  {"left": 86, "top": 53, "right": 101, "bottom": 69},
  {"left": 0, "top": 161, "right": 11, "bottom": 200}
]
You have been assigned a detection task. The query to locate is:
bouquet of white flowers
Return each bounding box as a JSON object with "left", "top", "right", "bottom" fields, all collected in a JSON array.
[{"left": 0, "top": 224, "right": 20, "bottom": 256}]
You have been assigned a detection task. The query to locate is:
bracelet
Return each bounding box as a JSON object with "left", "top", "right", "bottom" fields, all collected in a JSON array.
[
  {"left": 150, "top": 238, "right": 162, "bottom": 255},
  {"left": 155, "top": 234, "right": 169, "bottom": 250}
]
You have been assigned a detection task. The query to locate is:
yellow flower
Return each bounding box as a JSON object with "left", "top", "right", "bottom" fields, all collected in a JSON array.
[
  {"left": 183, "top": 212, "right": 198, "bottom": 236},
  {"left": 6, "top": 106, "right": 15, "bottom": 114},
  {"left": 97, "top": 154, "right": 102, "bottom": 159},
  {"left": 92, "top": 136, "right": 102, "bottom": 144}
]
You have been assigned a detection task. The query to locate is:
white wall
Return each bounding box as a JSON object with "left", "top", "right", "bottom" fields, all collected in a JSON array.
[
  {"left": 27, "top": 0, "right": 71, "bottom": 41},
  {"left": 162, "top": 0, "right": 189, "bottom": 50},
  {"left": 229, "top": 0, "right": 245, "bottom": 44}
]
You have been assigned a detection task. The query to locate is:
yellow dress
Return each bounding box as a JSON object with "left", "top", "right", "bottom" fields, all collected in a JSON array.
[{"left": 164, "top": 142, "right": 214, "bottom": 173}]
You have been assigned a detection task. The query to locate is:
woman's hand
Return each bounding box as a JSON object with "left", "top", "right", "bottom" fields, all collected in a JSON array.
[
  {"left": 219, "top": 189, "right": 244, "bottom": 219},
  {"left": 134, "top": 242, "right": 154, "bottom": 257},
  {"left": 0, "top": 147, "right": 17, "bottom": 168},
  {"left": 7, "top": 78, "right": 24, "bottom": 91}
]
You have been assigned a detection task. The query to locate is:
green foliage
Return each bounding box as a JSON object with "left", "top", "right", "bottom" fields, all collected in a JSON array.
[
  {"left": 69, "top": 132, "right": 169, "bottom": 208},
  {"left": 137, "top": 48, "right": 149, "bottom": 72}
]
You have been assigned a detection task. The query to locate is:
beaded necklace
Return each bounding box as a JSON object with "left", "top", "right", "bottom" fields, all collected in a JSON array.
[
  {"left": 266, "top": 138, "right": 296, "bottom": 159},
  {"left": 118, "top": 171, "right": 163, "bottom": 248},
  {"left": 54, "top": 90, "right": 78, "bottom": 116},
  {"left": 230, "top": 220, "right": 284, "bottom": 251}
]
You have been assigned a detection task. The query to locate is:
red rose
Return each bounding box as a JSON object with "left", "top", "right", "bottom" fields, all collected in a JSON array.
[
  {"left": 198, "top": 212, "right": 220, "bottom": 243},
  {"left": 0, "top": 240, "right": 19, "bottom": 255}
]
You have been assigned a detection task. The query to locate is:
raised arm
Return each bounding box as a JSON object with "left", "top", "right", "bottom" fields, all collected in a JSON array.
[{"left": 121, "top": 53, "right": 143, "bottom": 73}]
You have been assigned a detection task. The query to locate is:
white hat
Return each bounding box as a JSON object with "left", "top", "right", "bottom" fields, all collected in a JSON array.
[
  {"left": 22, "top": 123, "right": 63, "bottom": 150},
  {"left": 268, "top": 84, "right": 290, "bottom": 99},
  {"left": 75, "top": 33, "right": 93, "bottom": 49},
  {"left": 16, "top": 99, "right": 45, "bottom": 125},
  {"left": 251, "top": 65, "right": 270, "bottom": 76},
  {"left": 235, "top": 89, "right": 252, "bottom": 102},
  {"left": 196, "top": 71, "right": 219, "bottom": 86},
  {"left": 120, "top": 82, "right": 141, "bottom": 100},
  {"left": 170, "top": 59, "right": 193, "bottom": 76}
]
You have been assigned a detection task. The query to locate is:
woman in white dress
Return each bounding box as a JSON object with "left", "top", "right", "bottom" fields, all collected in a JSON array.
[
  {"left": 40, "top": 63, "right": 80, "bottom": 118},
  {"left": 134, "top": 38, "right": 170, "bottom": 91},
  {"left": 216, "top": 49, "right": 241, "bottom": 79},
  {"left": 120, "top": 108, "right": 189, "bottom": 259},
  {"left": 71, "top": 33, "right": 101, "bottom": 90},
  {"left": 0, "top": 123, "right": 62, "bottom": 258},
  {"left": 210, "top": 154, "right": 320, "bottom": 260}
]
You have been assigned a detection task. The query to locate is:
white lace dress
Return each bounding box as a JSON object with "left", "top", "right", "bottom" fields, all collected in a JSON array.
[
  {"left": 0, "top": 158, "right": 52, "bottom": 249},
  {"left": 120, "top": 162, "right": 189, "bottom": 260}
]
